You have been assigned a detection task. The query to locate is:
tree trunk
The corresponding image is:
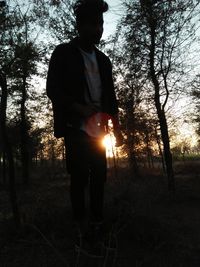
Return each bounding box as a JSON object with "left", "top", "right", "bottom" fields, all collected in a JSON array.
[
  {"left": 145, "top": 130, "right": 153, "bottom": 168},
  {"left": 126, "top": 105, "right": 140, "bottom": 177},
  {"left": 155, "top": 128, "right": 166, "bottom": 173},
  {"left": 158, "top": 111, "right": 174, "bottom": 190},
  {"left": 62, "top": 139, "right": 65, "bottom": 169},
  {"left": 20, "top": 76, "right": 29, "bottom": 184},
  {"left": 0, "top": 150, "right": 6, "bottom": 184},
  {"left": 0, "top": 74, "right": 21, "bottom": 227},
  {"left": 2, "top": 150, "right": 7, "bottom": 184},
  {"left": 149, "top": 26, "right": 175, "bottom": 191},
  {"left": 126, "top": 133, "right": 138, "bottom": 174}
]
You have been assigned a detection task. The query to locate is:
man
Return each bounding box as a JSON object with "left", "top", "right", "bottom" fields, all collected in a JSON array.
[{"left": 46, "top": 0, "right": 122, "bottom": 247}]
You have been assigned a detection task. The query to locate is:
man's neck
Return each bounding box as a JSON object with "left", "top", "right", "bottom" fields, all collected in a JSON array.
[{"left": 78, "top": 38, "right": 95, "bottom": 53}]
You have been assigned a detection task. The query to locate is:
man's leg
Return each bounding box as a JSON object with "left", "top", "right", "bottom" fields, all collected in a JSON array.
[
  {"left": 64, "top": 129, "right": 89, "bottom": 222},
  {"left": 89, "top": 138, "right": 107, "bottom": 223},
  {"left": 70, "top": 169, "right": 89, "bottom": 222}
]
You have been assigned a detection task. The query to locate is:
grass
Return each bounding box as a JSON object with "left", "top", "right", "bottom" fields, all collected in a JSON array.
[
  {"left": 173, "top": 154, "right": 200, "bottom": 161},
  {"left": 0, "top": 160, "right": 200, "bottom": 266}
]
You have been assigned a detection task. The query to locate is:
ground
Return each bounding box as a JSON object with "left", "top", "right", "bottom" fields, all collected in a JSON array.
[{"left": 0, "top": 160, "right": 200, "bottom": 266}]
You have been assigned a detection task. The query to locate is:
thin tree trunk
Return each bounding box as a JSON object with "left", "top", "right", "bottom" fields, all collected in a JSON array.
[
  {"left": 145, "top": 130, "right": 153, "bottom": 168},
  {"left": 2, "top": 150, "right": 7, "bottom": 184},
  {"left": 0, "top": 74, "right": 21, "bottom": 227},
  {"left": 0, "top": 150, "right": 6, "bottom": 184},
  {"left": 20, "top": 76, "right": 29, "bottom": 184},
  {"left": 126, "top": 108, "right": 140, "bottom": 177},
  {"left": 0, "top": 154, "right": 1, "bottom": 184},
  {"left": 62, "top": 139, "right": 65, "bottom": 169},
  {"left": 51, "top": 143, "right": 55, "bottom": 167},
  {"left": 149, "top": 26, "right": 175, "bottom": 191},
  {"left": 126, "top": 134, "right": 138, "bottom": 173},
  {"left": 159, "top": 112, "right": 174, "bottom": 190},
  {"left": 155, "top": 128, "right": 166, "bottom": 173}
]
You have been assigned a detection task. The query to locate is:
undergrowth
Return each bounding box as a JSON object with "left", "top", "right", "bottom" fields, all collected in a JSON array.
[{"left": 0, "top": 160, "right": 200, "bottom": 266}]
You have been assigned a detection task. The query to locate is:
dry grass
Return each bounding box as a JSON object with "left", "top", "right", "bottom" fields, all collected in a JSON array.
[{"left": 0, "top": 160, "right": 200, "bottom": 266}]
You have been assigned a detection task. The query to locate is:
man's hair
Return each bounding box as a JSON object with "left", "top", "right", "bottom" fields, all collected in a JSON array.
[{"left": 73, "top": 0, "right": 108, "bottom": 25}]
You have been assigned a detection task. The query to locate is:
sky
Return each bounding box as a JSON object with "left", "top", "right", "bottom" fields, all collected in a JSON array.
[{"left": 102, "top": 0, "right": 124, "bottom": 39}]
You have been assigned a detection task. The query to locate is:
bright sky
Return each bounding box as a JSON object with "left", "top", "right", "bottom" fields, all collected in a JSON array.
[{"left": 102, "top": 0, "right": 124, "bottom": 38}]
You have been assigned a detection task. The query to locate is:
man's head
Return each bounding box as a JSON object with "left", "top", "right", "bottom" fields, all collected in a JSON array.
[{"left": 73, "top": 0, "right": 108, "bottom": 45}]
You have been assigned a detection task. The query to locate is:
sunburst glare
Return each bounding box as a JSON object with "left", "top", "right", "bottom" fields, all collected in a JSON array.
[{"left": 102, "top": 134, "right": 116, "bottom": 158}]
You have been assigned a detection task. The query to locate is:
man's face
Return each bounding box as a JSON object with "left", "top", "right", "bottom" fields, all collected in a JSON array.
[{"left": 78, "top": 14, "right": 104, "bottom": 45}]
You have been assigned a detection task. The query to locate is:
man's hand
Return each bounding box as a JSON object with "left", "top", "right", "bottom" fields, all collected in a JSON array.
[
  {"left": 114, "top": 129, "right": 123, "bottom": 147},
  {"left": 71, "top": 103, "right": 99, "bottom": 118}
]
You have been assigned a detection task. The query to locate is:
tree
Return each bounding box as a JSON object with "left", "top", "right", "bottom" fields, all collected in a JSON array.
[
  {"left": 10, "top": 44, "right": 39, "bottom": 183},
  {"left": 31, "top": 0, "right": 76, "bottom": 49},
  {"left": 2, "top": 0, "right": 49, "bottom": 183},
  {"left": 0, "top": 2, "right": 21, "bottom": 226},
  {"left": 105, "top": 26, "right": 150, "bottom": 176},
  {"left": 115, "top": 0, "right": 200, "bottom": 191}
]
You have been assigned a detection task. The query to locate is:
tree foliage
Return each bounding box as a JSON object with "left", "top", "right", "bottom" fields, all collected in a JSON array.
[{"left": 110, "top": 0, "right": 200, "bottom": 188}]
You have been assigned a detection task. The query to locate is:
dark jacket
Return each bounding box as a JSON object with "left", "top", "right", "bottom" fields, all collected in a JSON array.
[{"left": 46, "top": 38, "right": 118, "bottom": 138}]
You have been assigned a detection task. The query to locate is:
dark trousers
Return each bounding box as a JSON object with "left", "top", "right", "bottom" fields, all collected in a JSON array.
[{"left": 64, "top": 128, "right": 107, "bottom": 223}]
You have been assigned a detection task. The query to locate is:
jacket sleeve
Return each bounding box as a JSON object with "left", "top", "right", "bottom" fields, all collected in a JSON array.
[{"left": 46, "top": 45, "right": 76, "bottom": 110}]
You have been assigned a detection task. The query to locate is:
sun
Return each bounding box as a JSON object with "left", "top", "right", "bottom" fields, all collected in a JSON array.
[{"left": 102, "top": 134, "right": 116, "bottom": 158}]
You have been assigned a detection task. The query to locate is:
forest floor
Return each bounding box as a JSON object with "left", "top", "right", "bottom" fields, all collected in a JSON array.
[{"left": 0, "top": 159, "right": 200, "bottom": 267}]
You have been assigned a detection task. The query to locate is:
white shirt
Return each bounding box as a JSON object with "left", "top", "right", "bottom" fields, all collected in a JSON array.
[
  {"left": 80, "top": 48, "right": 102, "bottom": 106},
  {"left": 79, "top": 48, "right": 105, "bottom": 138}
]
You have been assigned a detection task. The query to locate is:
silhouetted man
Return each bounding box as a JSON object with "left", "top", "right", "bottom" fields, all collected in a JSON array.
[{"left": 46, "top": 0, "right": 122, "bottom": 248}]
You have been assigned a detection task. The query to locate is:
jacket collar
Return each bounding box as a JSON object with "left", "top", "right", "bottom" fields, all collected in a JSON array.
[{"left": 69, "top": 37, "right": 99, "bottom": 54}]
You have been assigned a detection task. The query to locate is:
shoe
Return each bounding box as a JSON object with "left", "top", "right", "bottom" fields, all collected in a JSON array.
[
  {"left": 88, "top": 221, "right": 118, "bottom": 251},
  {"left": 75, "top": 233, "right": 104, "bottom": 258},
  {"left": 89, "top": 221, "right": 104, "bottom": 243},
  {"left": 75, "top": 222, "right": 105, "bottom": 258},
  {"left": 103, "top": 232, "right": 117, "bottom": 251}
]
